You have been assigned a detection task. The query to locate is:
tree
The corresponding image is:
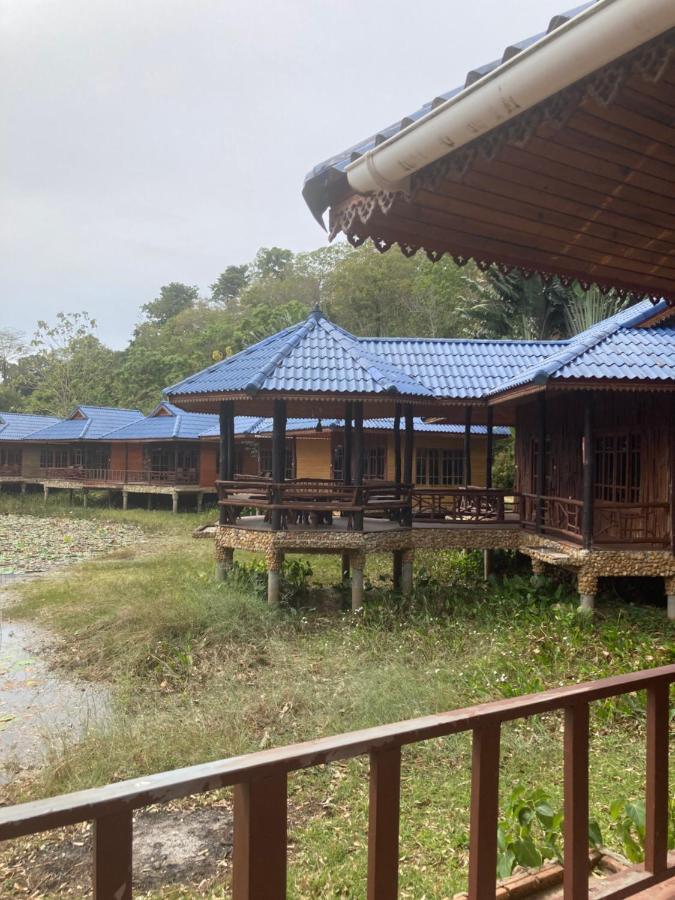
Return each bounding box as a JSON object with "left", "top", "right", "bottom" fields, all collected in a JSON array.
[
  {"left": 250, "top": 247, "right": 293, "bottom": 281},
  {"left": 141, "top": 282, "right": 199, "bottom": 326},
  {"left": 210, "top": 265, "right": 249, "bottom": 306},
  {"left": 563, "top": 284, "right": 633, "bottom": 336},
  {"left": 464, "top": 270, "right": 569, "bottom": 340},
  {"left": 26, "top": 312, "right": 118, "bottom": 415},
  {"left": 0, "top": 328, "right": 24, "bottom": 382}
]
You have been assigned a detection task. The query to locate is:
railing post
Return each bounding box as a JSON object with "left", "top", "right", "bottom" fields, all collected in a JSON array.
[
  {"left": 645, "top": 681, "right": 669, "bottom": 875},
  {"left": 563, "top": 701, "right": 589, "bottom": 900},
  {"left": 233, "top": 773, "right": 287, "bottom": 899},
  {"left": 367, "top": 746, "right": 401, "bottom": 900},
  {"left": 93, "top": 809, "right": 133, "bottom": 900},
  {"left": 468, "top": 722, "right": 501, "bottom": 900}
]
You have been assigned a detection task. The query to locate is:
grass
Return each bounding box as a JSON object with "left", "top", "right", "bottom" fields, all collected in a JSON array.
[{"left": 0, "top": 496, "right": 674, "bottom": 896}]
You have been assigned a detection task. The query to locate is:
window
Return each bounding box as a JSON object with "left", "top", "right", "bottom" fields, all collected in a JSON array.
[
  {"left": 257, "top": 441, "right": 295, "bottom": 479},
  {"left": 332, "top": 444, "right": 344, "bottom": 481},
  {"left": 0, "top": 447, "right": 20, "bottom": 468},
  {"left": 530, "top": 436, "right": 552, "bottom": 494},
  {"left": 594, "top": 432, "right": 641, "bottom": 503},
  {"left": 363, "top": 446, "right": 385, "bottom": 481},
  {"left": 39, "top": 447, "right": 68, "bottom": 469},
  {"left": 416, "top": 448, "right": 464, "bottom": 485}
]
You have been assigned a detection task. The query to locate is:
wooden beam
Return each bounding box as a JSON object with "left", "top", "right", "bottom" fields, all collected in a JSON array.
[
  {"left": 367, "top": 747, "right": 401, "bottom": 900},
  {"left": 464, "top": 406, "right": 472, "bottom": 488},
  {"left": 581, "top": 397, "right": 594, "bottom": 550},
  {"left": 393, "top": 403, "right": 402, "bottom": 489},
  {"left": 536, "top": 393, "right": 546, "bottom": 534},
  {"left": 218, "top": 400, "right": 234, "bottom": 526},
  {"left": 485, "top": 406, "right": 494, "bottom": 490},
  {"left": 344, "top": 401, "right": 353, "bottom": 486},
  {"left": 403, "top": 404, "right": 414, "bottom": 527},
  {"left": 271, "top": 399, "right": 287, "bottom": 531},
  {"left": 353, "top": 401, "right": 364, "bottom": 531},
  {"left": 468, "top": 724, "right": 501, "bottom": 900},
  {"left": 233, "top": 774, "right": 287, "bottom": 900},
  {"left": 563, "top": 701, "right": 590, "bottom": 900},
  {"left": 94, "top": 810, "right": 132, "bottom": 900}
]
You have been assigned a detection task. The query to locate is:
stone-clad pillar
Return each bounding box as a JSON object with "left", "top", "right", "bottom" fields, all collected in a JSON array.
[
  {"left": 215, "top": 546, "right": 234, "bottom": 582},
  {"left": 351, "top": 550, "right": 365, "bottom": 611},
  {"left": 664, "top": 575, "right": 675, "bottom": 621},
  {"left": 531, "top": 558, "right": 546, "bottom": 577},
  {"left": 267, "top": 549, "right": 284, "bottom": 605},
  {"left": 577, "top": 569, "right": 598, "bottom": 613}
]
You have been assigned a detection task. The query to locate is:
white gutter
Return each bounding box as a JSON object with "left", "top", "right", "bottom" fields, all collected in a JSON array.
[{"left": 345, "top": 0, "right": 675, "bottom": 194}]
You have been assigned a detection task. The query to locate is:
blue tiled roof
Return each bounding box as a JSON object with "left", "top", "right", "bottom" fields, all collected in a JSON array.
[
  {"left": 303, "top": 3, "right": 595, "bottom": 222},
  {"left": 488, "top": 299, "right": 672, "bottom": 394},
  {"left": 0, "top": 412, "right": 60, "bottom": 441},
  {"left": 165, "top": 309, "right": 434, "bottom": 400},
  {"left": 107, "top": 402, "right": 220, "bottom": 441},
  {"left": 27, "top": 406, "right": 143, "bottom": 441}
]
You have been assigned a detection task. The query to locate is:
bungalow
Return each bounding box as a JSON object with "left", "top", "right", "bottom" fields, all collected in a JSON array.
[{"left": 0, "top": 412, "right": 60, "bottom": 482}]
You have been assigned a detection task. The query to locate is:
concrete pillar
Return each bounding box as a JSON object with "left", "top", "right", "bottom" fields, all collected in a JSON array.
[
  {"left": 341, "top": 551, "right": 351, "bottom": 584},
  {"left": 393, "top": 550, "right": 403, "bottom": 591},
  {"left": 147, "top": 494, "right": 152, "bottom": 511},
  {"left": 122, "top": 490, "right": 128, "bottom": 511},
  {"left": 531, "top": 557, "right": 546, "bottom": 577},
  {"left": 82, "top": 490, "right": 88, "bottom": 509},
  {"left": 68, "top": 489, "right": 74, "bottom": 505},
  {"left": 577, "top": 570, "right": 598, "bottom": 614},
  {"left": 172, "top": 492, "right": 179, "bottom": 515},
  {"left": 20, "top": 482, "right": 26, "bottom": 495},
  {"left": 351, "top": 551, "right": 365, "bottom": 612},
  {"left": 197, "top": 492, "right": 204, "bottom": 514},
  {"left": 483, "top": 549, "right": 494, "bottom": 581},
  {"left": 215, "top": 547, "right": 234, "bottom": 582},
  {"left": 664, "top": 576, "right": 675, "bottom": 621},
  {"left": 401, "top": 549, "right": 414, "bottom": 597},
  {"left": 266, "top": 550, "right": 284, "bottom": 605},
  {"left": 43, "top": 485, "right": 49, "bottom": 504}
]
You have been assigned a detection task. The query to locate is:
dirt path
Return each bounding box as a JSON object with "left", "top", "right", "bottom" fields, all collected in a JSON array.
[{"left": 0, "top": 587, "right": 109, "bottom": 784}]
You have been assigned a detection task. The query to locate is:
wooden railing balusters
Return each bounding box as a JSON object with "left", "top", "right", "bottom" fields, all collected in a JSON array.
[
  {"left": 233, "top": 773, "right": 288, "bottom": 900},
  {"left": 93, "top": 809, "right": 133, "bottom": 900},
  {"left": 468, "top": 723, "right": 501, "bottom": 900},
  {"left": 367, "top": 746, "right": 401, "bottom": 900},
  {"left": 563, "top": 701, "right": 590, "bottom": 900},
  {"left": 645, "top": 681, "right": 669, "bottom": 876}
]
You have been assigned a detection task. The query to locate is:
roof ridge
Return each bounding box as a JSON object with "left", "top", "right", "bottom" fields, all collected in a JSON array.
[
  {"left": 319, "top": 317, "right": 430, "bottom": 395},
  {"left": 172, "top": 415, "right": 181, "bottom": 438},
  {"left": 244, "top": 317, "right": 318, "bottom": 394},
  {"left": 363, "top": 336, "right": 570, "bottom": 347}
]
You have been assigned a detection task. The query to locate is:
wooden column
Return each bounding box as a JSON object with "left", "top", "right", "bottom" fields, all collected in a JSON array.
[
  {"left": 344, "top": 401, "right": 353, "bottom": 486},
  {"left": 403, "top": 404, "right": 414, "bottom": 527},
  {"left": 353, "top": 401, "right": 364, "bottom": 530},
  {"left": 581, "top": 396, "right": 594, "bottom": 550},
  {"left": 393, "top": 403, "right": 402, "bottom": 489},
  {"left": 670, "top": 395, "right": 675, "bottom": 555},
  {"left": 94, "top": 810, "right": 133, "bottom": 900},
  {"left": 233, "top": 774, "right": 287, "bottom": 899},
  {"left": 485, "top": 406, "right": 494, "bottom": 490},
  {"left": 218, "top": 400, "right": 234, "bottom": 526},
  {"left": 271, "top": 399, "right": 287, "bottom": 531},
  {"left": 563, "top": 701, "right": 590, "bottom": 900},
  {"left": 463, "top": 406, "right": 472, "bottom": 489},
  {"left": 535, "top": 393, "right": 546, "bottom": 534}
]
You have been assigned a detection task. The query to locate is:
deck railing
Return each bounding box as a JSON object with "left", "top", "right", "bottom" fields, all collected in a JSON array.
[
  {"left": 521, "top": 494, "right": 671, "bottom": 547},
  {"left": 42, "top": 468, "right": 200, "bottom": 486},
  {"left": 0, "top": 664, "right": 671, "bottom": 899},
  {"left": 217, "top": 479, "right": 412, "bottom": 530},
  {"left": 0, "top": 464, "right": 22, "bottom": 476},
  {"left": 412, "top": 487, "right": 509, "bottom": 523}
]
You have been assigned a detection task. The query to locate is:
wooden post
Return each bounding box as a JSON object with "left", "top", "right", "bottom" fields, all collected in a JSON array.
[
  {"left": 468, "top": 723, "right": 501, "bottom": 900},
  {"left": 172, "top": 492, "right": 179, "bottom": 515},
  {"left": 271, "top": 399, "right": 287, "bottom": 531},
  {"left": 344, "top": 402, "right": 353, "bottom": 486},
  {"left": 353, "top": 401, "right": 364, "bottom": 531},
  {"left": 563, "top": 701, "right": 589, "bottom": 900},
  {"left": 367, "top": 747, "right": 401, "bottom": 900},
  {"left": 94, "top": 810, "right": 133, "bottom": 900},
  {"left": 485, "top": 406, "right": 494, "bottom": 490},
  {"left": 581, "top": 397, "right": 594, "bottom": 550},
  {"left": 403, "top": 404, "right": 414, "bottom": 526},
  {"left": 670, "top": 395, "right": 675, "bottom": 555},
  {"left": 464, "top": 406, "right": 472, "bottom": 488},
  {"left": 393, "top": 403, "right": 402, "bottom": 489},
  {"left": 536, "top": 393, "right": 546, "bottom": 534},
  {"left": 645, "top": 681, "right": 669, "bottom": 875},
  {"left": 219, "top": 400, "right": 234, "bottom": 526},
  {"left": 233, "top": 774, "right": 287, "bottom": 900}
]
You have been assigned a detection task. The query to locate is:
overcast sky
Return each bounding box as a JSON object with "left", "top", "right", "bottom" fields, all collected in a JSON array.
[{"left": 2, "top": 0, "right": 568, "bottom": 348}]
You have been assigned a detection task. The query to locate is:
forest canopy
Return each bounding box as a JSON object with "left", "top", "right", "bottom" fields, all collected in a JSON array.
[{"left": 0, "top": 243, "right": 634, "bottom": 416}]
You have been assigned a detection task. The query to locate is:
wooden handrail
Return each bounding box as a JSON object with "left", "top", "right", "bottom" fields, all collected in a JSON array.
[{"left": 0, "top": 664, "right": 672, "bottom": 899}]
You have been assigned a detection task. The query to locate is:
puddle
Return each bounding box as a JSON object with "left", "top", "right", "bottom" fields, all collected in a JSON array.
[{"left": 0, "top": 578, "right": 108, "bottom": 783}]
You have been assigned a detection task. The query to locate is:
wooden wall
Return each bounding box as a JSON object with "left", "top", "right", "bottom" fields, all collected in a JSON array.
[
  {"left": 515, "top": 391, "right": 672, "bottom": 503},
  {"left": 110, "top": 444, "right": 127, "bottom": 472},
  {"left": 21, "top": 445, "right": 41, "bottom": 477},
  {"left": 296, "top": 435, "right": 332, "bottom": 480}
]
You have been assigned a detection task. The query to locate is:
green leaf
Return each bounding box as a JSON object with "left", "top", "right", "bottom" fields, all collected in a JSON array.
[
  {"left": 496, "top": 850, "right": 515, "bottom": 880},
  {"left": 514, "top": 836, "right": 542, "bottom": 869},
  {"left": 588, "top": 819, "right": 603, "bottom": 848}
]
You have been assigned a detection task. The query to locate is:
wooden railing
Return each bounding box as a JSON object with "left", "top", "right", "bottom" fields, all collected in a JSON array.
[
  {"left": 594, "top": 502, "right": 670, "bottom": 547},
  {"left": 0, "top": 464, "right": 21, "bottom": 476},
  {"left": 42, "top": 468, "right": 200, "bottom": 486},
  {"left": 217, "top": 479, "right": 412, "bottom": 530},
  {"left": 521, "top": 493, "right": 584, "bottom": 542},
  {"left": 0, "top": 664, "right": 671, "bottom": 899},
  {"left": 412, "top": 487, "right": 508, "bottom": 523}
]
